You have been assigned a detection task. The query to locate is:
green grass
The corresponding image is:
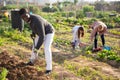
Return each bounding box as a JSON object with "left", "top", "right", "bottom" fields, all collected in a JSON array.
[{"left": 64, "top": 60, "right": 118, "bottom": 80}]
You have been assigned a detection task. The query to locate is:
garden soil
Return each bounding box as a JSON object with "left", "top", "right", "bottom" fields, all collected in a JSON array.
[{"left": 0, "top": 51, "right": 51, "bottom": 80}]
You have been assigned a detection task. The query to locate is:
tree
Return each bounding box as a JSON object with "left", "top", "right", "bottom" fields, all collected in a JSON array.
[
  {"left": 113, "top": 1, "right": 120, "bottom": 13},
  {"left": 83, "top": 5, "right": 94, "bottom": 13},
  {"left": 94, "top": 0, "right": 108, "bottom": 11},
  {"left": 74, "top": 0, "right": 78, "bottom": 5}
]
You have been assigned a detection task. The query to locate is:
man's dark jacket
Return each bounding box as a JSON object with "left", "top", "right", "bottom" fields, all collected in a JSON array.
[{"left": 29, "top": 14, "right": 54, "bottom": 49}]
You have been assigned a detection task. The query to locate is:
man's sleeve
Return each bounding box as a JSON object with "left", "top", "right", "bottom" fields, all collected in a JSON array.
[{"left": 35, "top": 22, "right": 45, "bottom": 50}]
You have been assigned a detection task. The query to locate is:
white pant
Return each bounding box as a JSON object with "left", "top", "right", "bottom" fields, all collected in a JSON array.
[{"left": 30, "top": 32, "right": 54, "bottom": 70}]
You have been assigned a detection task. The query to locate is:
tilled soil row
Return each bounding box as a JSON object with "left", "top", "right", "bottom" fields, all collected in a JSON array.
[{"left": 0, "top": 51, "right": 51, "bottom": 80}]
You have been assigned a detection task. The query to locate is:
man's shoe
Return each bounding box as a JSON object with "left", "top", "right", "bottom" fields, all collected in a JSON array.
[
  {"left": 26, "top": 61, "right": 34, "bottom": 66},
  {"left": 45, "top": 70, "right": 52, "bottom": 75}
]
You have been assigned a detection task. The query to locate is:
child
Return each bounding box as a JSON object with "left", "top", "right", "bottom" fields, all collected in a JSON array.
[
  {"left": 71, "top": 24, "right": 84, "bottom": 49},
  {"left": 89, "top": 20, "right": 107, "bottom": 51}
]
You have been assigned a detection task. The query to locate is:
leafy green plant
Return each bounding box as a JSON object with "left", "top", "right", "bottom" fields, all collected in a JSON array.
[
  {"left": 76, "top": 10, "right": 85, "bottom": 18},
  {"left": 116, "top": 57, "right": 120, "bottom": 62},
  {"left": 0, "top": 68, "right": 8, "bottom": 80},
  {"left": 97, "top": 50, "right": 120, "bottom": 63},
  {"left": 3, "top": 29, "right": 31, "bottom": 43},
  {"left": 113, "top": 17, "right": 120, "bottom": 23},
  {"left": 86, "top": 50, "right": 92, "bottom": 55},
  {"left": 106, "top": 51, "right": 116, "bottom": 56},
  {"left": 107, "top": 55, "right": 118, "bottom": 60},
  {"left": 106, "top": 22, "right": 115, "bottom": 28},
  {"left": 0, "top": 38, "right": 5, "bottom": 46},
  {"left": 97, "top": 52, "right": 106, "bottom": 59},
  {"left": 54, "top": 38, "right": 70, "bottom": 46}
]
